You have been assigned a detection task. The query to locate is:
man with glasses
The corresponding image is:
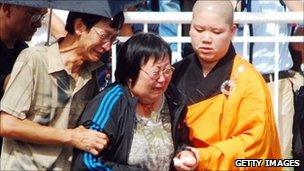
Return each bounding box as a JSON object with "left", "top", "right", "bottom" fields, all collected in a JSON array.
[
  {"left": 0, "top": 11, "right": 124, "bottom": 170},
  {"left": 0, "top": 3, "right": 47, "bottom": 155}
]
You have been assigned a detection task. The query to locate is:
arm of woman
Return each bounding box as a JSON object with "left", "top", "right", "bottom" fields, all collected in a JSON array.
[{"left": 72, "top": 85, "right": 146, "bottom": 171}]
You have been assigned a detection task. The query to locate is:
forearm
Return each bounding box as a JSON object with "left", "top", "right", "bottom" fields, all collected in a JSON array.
[
  {"left": 50, "top": 12, "right": 67, "bottom": 39},
  {"left": 0, "top": 112, "right": 71, "bottom": 145},
  {"left": 284, "top": 0, "right": 303, "bottom": 11}
]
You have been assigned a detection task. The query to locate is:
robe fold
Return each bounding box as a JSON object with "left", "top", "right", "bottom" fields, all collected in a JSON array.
[{"left": 172, "top": 45, "right": 281, "bottom": 170}]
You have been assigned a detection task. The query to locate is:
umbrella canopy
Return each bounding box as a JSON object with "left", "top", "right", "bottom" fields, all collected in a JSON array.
[{"left": 3, "top": 0, "right": 144, "bottom": 18}]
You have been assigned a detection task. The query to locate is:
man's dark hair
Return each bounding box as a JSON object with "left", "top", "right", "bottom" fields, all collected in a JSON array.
[
  {"left": 115, "top": 32, "right": 172, "bottom": 86},
  {"left": 65, "top": 11, "right": 124, "bottom": 34}
]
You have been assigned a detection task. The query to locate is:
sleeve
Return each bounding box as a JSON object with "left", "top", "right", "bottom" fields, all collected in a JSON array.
[
  {"left": 175, "top": 104, "right": 192, "bottom": 153},
  {"left": 72, "top": 85, "right": 146, "bottom": 171},
  {"left": 0, "top": 74, "right": 6, "bottom": 98},
  {"left": 72, "top": 150, "right": 145, "bottom": 171},
  {"left": 195, "top": 70, "right": 281, "bottom": 170},
  {"left": 0, "top": 50, "right": 33, "bottom": 119}
]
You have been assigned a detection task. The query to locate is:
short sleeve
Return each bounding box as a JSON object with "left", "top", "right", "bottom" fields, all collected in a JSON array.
[{"left": 0, "top": 50, "right": 34, "bottom": 119}]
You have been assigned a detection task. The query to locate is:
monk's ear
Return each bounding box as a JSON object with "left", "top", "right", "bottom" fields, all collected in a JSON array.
[{"left": 230, "top": 24, "right": 237, "bottom": 36}]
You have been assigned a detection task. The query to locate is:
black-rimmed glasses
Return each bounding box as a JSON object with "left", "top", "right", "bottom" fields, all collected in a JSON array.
[
  {"left": 27, "top": 11, "right": 46, "bottom": 23},
  {"left": 92, "top": 27, "right": 119, "bottom": 45}
]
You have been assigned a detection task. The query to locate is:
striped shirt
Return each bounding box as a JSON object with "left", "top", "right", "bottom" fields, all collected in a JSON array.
[{"left": 0, "top": 42, "right": 101, "bottom": 170}]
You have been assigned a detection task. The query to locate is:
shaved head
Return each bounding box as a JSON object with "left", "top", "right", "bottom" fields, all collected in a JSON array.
[{"left": 192, "top": 0, "right": 234, "bottom": 26}]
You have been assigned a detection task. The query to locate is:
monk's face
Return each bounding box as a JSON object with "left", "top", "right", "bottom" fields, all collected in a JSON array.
[{"left": 190, "top": 11, "right": 236, "bottom": 63}]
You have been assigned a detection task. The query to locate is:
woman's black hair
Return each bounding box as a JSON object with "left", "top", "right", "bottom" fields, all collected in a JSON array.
[
  {"left": 65, "top": 11, "right": 124, "bottom": 34},
  {"left": 115, "top": 32, "right": 172, "bottom": 86}
]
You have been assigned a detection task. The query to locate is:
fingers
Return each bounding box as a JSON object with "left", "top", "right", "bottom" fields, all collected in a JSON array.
[
  {"left": 85, "top": 146, "right": 99, "bottom": 156},
  {"left": 71, "top": 126, "right": 109, "bottom": 155}
]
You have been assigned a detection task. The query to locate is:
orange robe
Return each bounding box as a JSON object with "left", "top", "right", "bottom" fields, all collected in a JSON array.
[{"left": 185, "top": 56, "right": 281, "bottom": 170}]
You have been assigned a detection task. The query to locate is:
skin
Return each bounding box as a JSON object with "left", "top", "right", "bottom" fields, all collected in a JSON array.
[
  {"left": 130, "top": 56, "right": 172, "bottom": 111},
  {"left": 59, "top": 19, "right": 117, "bottom": 75},
  {"left": 189, "top": 1, "right": 236, "bottom": 76}
]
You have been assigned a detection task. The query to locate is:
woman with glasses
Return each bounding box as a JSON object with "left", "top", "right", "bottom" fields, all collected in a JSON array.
[{"left": 72, "top": 33, "right": 198, "bottom": 171}]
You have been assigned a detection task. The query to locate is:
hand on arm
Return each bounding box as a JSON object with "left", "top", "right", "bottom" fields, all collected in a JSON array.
[
  {"left": 0, "top": 112, "right": 108, "bottom": 155},
  {"left": 66, "top": 125, "right": 108, "bottom": 155}
]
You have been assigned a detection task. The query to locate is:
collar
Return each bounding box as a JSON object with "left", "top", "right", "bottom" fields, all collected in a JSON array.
[{"left": 176, "top": 43, "right": 236, "bottom": 105}]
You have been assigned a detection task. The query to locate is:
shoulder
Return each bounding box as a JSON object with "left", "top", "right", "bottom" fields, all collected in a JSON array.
[
  {"left": 173, "top": 53, "right": 195, "bottom": 71},
  {"left": 87, "top": 84, "right": 127, "bottom": 112},
  {"left": 17, "top": 45, "right": 48, "bottom": 63},
  {"left": 172, "top": 53, "right": 195, "bottom": 83},
  {"left": 231, "top": 56, "right": 268, "bottom": 95},
  {"left": 79, "top": 84, "right": 126, "bottom": 124}
]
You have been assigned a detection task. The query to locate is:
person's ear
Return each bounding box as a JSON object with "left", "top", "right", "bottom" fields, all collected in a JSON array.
[
  {"left": 189, "top": 22, "right": 194, "bottom": 37},
  {"left": 231, "top": 24, "right": 237, "bottom": 36},
  {"left": 74, "top": 18, "right": 86, "bottom": 35},
  {"left": 2, "top": 4, "right": 13, "bottom": 16}
]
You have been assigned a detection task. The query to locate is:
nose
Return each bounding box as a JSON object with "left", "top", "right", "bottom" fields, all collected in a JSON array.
[
  {"left": 201, "top": 31, "right": 212, "bottom": 43},
  {"left": 156, "top": 72, "right": 166, "bottom": 83}
]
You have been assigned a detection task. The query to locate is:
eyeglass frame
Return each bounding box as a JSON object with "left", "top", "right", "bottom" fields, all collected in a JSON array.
[
  {"left": 92, "top": 27, "right": 119, "bottom": 45},
  {"left": 27, "top": 11, "right": 46, "bottom": 23},
  {"left": 140, "top": 66, "right": 175, "bottom": 80}
]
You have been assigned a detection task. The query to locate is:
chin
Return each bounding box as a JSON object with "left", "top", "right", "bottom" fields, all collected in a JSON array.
[
  {"left": 22, "top": 36, "right": 33, "bottom": 42},
  {"left": 88, "top": 55, "right": 101, "bottom": 62}
]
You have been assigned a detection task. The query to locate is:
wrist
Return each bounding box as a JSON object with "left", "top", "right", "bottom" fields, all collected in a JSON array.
[{"left": 62, "top": 129, "right": 73, "bottom": 146}]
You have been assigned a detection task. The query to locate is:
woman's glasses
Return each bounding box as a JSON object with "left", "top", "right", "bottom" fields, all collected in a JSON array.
[{"left": 141, "top": 66, "right": 175, "bottom": 80}]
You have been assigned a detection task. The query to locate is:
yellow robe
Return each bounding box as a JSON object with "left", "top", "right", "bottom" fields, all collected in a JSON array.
[{"left": 185, "top": 56, "right": 281, "bottom": 170}]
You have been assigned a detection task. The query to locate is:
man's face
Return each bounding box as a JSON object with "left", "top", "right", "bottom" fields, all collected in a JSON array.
[
  {"left": 78, "top": 21, "right": 118, "bottom": 63},
  {"left": 10, "top": 6, "right": 47, "bottom": 41},
  {"left": 189, "top": 11, "right": 236, "bottom": 63}
]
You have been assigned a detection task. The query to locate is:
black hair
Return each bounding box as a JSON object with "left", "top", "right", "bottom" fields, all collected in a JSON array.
[
  {"left": 65, "top": 11, "right": 124, "bottom": 34},
  {"left": 115, "top": 32, "right": 172, "bottom": 86}
]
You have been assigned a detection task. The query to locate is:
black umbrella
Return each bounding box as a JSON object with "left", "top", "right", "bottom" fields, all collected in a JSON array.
[
  {"left": 3, "top": 0, "right": 144, "bottom": 18},
  {"left": 3, "top": 0, "right": 144, "bottom": 44}
]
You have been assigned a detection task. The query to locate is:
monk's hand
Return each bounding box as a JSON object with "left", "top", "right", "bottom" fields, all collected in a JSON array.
[
  {"left": 174, "top": 147, "right": 199, "bottom": 171},
  {"left": 67, "top": 125, "right": 109, "bottom": 155}
]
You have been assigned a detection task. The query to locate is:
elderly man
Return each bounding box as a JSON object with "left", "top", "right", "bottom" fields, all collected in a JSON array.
[
  {"left": 172, "top": 1, "right": 281, "bottom": 170},
  {"left": 0, "top": 11, "right": 124, "bottom": 170}
]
